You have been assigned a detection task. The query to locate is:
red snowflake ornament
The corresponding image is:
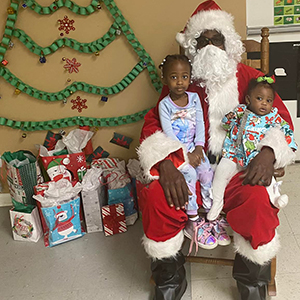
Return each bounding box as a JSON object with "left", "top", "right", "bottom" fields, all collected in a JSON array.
[
  {"left": 58, "top": 15, "right": 75, "bottom": 34},
  {"left": 71, "top": 96, "right": 88, "bottom": 113},
  {"left": 64, "top": 58, "right": 81, "bottom": 73}
]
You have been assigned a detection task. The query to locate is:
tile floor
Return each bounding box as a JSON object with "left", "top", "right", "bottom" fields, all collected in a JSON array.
[{"left": 1, "top": 163, "right": 299, "bottom": 300}]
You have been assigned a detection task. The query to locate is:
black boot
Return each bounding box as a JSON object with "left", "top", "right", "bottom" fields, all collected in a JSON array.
[
  {"left": 151, "top": 251, "right": 187, "bottom": 300},
  {"left": 233, "top": 253, "right": 271, "bottom": 300}
]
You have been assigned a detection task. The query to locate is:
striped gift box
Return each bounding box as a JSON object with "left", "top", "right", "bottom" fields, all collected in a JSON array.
[{"left": 101, "top": 203, "right": 127, "bottom": 236}]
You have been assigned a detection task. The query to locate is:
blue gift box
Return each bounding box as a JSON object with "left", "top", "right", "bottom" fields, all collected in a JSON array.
[{"left": 108, "top": 183, "right": 138, "bottom": 225}]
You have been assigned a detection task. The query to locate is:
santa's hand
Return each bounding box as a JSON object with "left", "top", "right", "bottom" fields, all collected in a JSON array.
[
  {"left": 240, "top": 147, "right": 275, "bottom": 186},
  {"left": 159, "top": 159, "right": 191, "bottom": 210}
]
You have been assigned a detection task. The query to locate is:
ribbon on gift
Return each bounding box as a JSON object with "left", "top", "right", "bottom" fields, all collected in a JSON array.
[{"left": 101, "top": 203, "right": 127, "bottom": 236}]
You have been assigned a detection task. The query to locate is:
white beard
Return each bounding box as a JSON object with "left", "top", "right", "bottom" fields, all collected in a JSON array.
[{"left": 192, "top": 46, "right": 240, "bottom": 155}]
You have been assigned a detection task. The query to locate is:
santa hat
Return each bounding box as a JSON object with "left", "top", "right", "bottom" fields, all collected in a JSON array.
[{"left": 176, "top": 0, "right": 244, "bottom": 62}]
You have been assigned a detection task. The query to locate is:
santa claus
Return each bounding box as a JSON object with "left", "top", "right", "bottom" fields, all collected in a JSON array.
[{"left": 137, "top": 1, "right": 295, "bottom": 300}]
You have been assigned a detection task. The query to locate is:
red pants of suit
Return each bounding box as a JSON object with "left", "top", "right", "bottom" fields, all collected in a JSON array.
[{"left": 138, "top": 172, "right": 279, "bottom": 249}]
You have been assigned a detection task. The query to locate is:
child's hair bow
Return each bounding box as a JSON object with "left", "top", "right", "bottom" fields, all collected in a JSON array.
[{"left": 256, "top": 76, "right": 274, "bottom": 84}]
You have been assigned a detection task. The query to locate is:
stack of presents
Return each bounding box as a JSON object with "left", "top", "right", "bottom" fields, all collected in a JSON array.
[{"left": 1, "top": 127, "right": 146, "bottom": 247}]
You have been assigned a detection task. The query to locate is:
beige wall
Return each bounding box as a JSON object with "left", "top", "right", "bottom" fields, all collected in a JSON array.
[{"left": 0, "top": 0, "right": 246, "bottom": 163}]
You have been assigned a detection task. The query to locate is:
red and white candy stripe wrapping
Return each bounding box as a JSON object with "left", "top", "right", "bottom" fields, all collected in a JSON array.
[{"left": 101, "top": 203, "right": 127, "bottom": 236}]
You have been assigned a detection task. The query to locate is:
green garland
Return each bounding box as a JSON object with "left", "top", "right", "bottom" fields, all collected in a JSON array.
[
  {"left": 0, "top": 61, "right": 150, "bottom": 101},
  {"left": 12, "top": 22, "right": 120, "bottom": 56},
  {"left": 23, "top": 0, "right": 101, "bottom": 15},
  {"left": 0, "top": 0, "right": 162, "bottom": 131},
  {"left": 0, "top": 108, "right": 151, "bottom": 131}
]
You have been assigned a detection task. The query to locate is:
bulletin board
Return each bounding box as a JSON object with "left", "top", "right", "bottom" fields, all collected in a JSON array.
[{"left": 274, "top": 0, "right": 300, "bottom": 26}]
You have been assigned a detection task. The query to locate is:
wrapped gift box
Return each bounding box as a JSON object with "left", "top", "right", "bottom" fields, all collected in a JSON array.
[
  {"left": 108, "top": 182, "right": 138, "bottom": 226},
  {"left": 101, "top": 203, "right": 127, "bottom": 236},
  {"left": 81, "top": 177, "right": 107, "bottom": 233}
]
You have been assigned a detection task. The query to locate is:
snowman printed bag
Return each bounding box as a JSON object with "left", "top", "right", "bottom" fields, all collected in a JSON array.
[{"left": 41, "top": 196, "right": 84, "bottom": 247}]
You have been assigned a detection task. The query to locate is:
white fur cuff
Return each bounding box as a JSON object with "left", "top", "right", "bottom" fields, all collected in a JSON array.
[
  {"left": 142, "top": 230, "right": 184, "bottom": 260},
  {"left": 233, "top": 231, "right": 280, "bottom": 265},
  {"left": 137, "top": 131, "right": 188, "bottom": 181},
  {"left": 257, "top": 126, "right": 296, "bottom": 169}
]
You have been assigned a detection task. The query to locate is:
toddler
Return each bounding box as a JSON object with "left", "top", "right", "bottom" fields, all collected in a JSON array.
[
  {"left": 207, "top": 76, "right": 297, "bottom": 221},
  {"left": 158, "top": 54, "right": 230, "bottom": 250}
]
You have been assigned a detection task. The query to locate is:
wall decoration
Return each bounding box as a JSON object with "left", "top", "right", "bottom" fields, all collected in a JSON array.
[
  {"left": 57, "top": 15, "right": 75, "bottom": 35},
  {"left": 109, "top": 132, "right": 133, "bottom": 149},
  {"left": 274, "top": 0, "right": 300, "bottom": 25},
  {"left": 71, "top": 96, "right": 88, "bottom": 112},
  {"left": 64, "top": 58, "right": 81, "bottom": 73},
  {"left": 0, "top": 0, "right": 161, "bottom": 132}
]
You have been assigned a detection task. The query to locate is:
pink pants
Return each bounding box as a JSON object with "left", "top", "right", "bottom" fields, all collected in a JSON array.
[{"left": 138, "top": 172, "right": 279, "bottom": 249}]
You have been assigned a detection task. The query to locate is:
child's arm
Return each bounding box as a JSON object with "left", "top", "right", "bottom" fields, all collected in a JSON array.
[
  {"left": 277, "top": 114, "right": 298, "bottom": 151},
  {"left": 189, "top": 94, "right": 205, "bottom": 167},
  {"left": 158, "top": 100, "right": 180, "bottom": 142},
  {"left": 221, "top": 110, "right": 238, "bottom": 131}
]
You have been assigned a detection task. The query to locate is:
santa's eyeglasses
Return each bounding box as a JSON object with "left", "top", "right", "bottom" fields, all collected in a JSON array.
[{"left": 196, "top": 35, "right": 225, "bottom": 48}]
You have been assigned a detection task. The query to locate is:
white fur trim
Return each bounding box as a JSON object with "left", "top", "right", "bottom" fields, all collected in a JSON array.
[
  {"left": 137, "top": 131, "right": 189, "bottom": 181},
  {"left": 176, "top": 10, "right": 244, "bottom": 63},
  {"left": 207, "top": 75, "right": 239, "bottom": 155},
  {"left": 257, "top": 126, "right": 296, "bottom": 169},
  {"left": 233, "top": 231, "right": 280, "bottom": 265},
  {"left": 142, "top": 230, "right": 184, "bottom": 260}
]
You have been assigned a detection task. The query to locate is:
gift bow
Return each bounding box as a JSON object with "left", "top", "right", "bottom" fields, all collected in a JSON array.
[{"left": 256, "top": 76, "right": 274, "bottom": 84}]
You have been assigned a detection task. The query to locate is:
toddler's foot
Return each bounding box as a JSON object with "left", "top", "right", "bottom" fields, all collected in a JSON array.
[
  {"left": 184, "top": 217, "right": 218, "bottom": 254},
  {"left": 211, "top": 217, "right": 231, "bottom": 246}
]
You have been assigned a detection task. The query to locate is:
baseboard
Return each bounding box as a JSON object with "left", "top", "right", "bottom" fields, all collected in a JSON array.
[{"left": 0, "top": 193, "right": 12, "bottom": 207}]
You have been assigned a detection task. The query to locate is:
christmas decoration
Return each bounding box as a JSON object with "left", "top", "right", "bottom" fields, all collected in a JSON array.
[
  {"left": 110, "top": 132, "right": 133, "bottom": 149},
  {"left": 57, "top": 15, "right": 75, "bottom": 35},
  {"left": 64, "top": 57, "right": 81, "bottom": 73},
  {"left": 43, "top": 131, "right": 62, "bottom": 150},
  {"left": 7, "top": 7, "right": 15, "bottom": 14},
  {"left": 39, "top": 56, "right": 46, "bottom": 63},
  {"left": 71, "top": 96, "right": 87, "bottom": 113},
  {"left": 22, "top": 133, "right": 27, "bottom": 138},
  {"left": 100, "top": 96, "right": 108, "bottom": 102},
  {"left": 86, "top": 146, "right": 110, "bottom": 163},
  {"left": 102, "top": 203, "right": 127, "bottom": 236},
  {"left": 1, "top": 60, "right": 8, "bottom": 66},
  {"left": 63, "top": 98, "right": 67, "bottom": 104},
  {"left": 14, "top": 89, "right": 21, "bottom": 95}
]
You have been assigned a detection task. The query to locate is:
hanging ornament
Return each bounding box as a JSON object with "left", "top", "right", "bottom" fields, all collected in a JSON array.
[
  {"left": 1, "top": 60, "right": 8, "bottom": 66},
  {"left": 116, "top": 29, "right": 121, "bottom": 35},
  {"left": 97, "top": 4, "right": 102, "bottom": 9},
  {"left": 7, "top": 7, "right": 15, "bottom": 14},
  {"left": 39, "top": 55, "right": 46, "bottom": 63},
  {"left": 63, "top": 98, "right": 67, "bottom": 104},
  {"left": 62, "top": 57, "right": 66, "bottom": 61},
  {"left": 14, "top": 89, "right": 21, "bottom": 95},
  {"left": 64, "top": 58, "right": 81, "bottom": 73},
  {"left": 22, "top": 133, "right": 27, "bottom": 138},
  {"left": 143, "top": 61, "right": 147, "bottom": 68},
  {"left": 22, "top": 2, "right": 27, "bottom": 8},
  {"left": 94, "top": 51, "right": 99, "bottom": 56},
  {"left": 67, "top": 78, "right": 71, "bottom": 83},
  {"left": 59, "top": 129, "right": 66, "bottom": 136},
  {"left": 71, "top": 96, "right": 88, "bottom": 113},
  {"left": 100, "top": 96, "right": 108, "bottom": 102},
  {"left": 8, "top": 41, "right": 14, "bottom": 49},
  {"left": 58, "top": 15, "right": 75, "bottom": 35}
]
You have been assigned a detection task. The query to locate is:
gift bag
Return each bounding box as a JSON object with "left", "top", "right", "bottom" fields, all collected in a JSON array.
[
  {"left": 10, "top": 206, "right": 43, "bottom": 242},
  {"left": 102, "top": 203, "right": 127, "bottom": 236},
  {"left": 40, "top": 152, "right": 87, "bottom": 182},
  {"left": 40, "top": 196, "right": 84, "bottom": 247},
  {"left": 3, "top": 151, "right": 43, "bottom": 205},
  {"left": 108, "top": 182, "right": 138, "bottom": 226},
  {"left": 81, "top": 182, "right": 106, "bottom": 233}
]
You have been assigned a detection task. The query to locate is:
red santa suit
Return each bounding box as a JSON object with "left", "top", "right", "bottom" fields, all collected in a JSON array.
[{"left": 137, "top": 6, "right": 295, "bottom": 265}]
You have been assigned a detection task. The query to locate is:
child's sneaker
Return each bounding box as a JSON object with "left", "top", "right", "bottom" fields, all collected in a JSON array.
[
  {"left": 184, "top": 217, "right": 218, "bottom": 255},
  {"left": 211, "top": 219, "right": 231, "bottom": 246}
]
